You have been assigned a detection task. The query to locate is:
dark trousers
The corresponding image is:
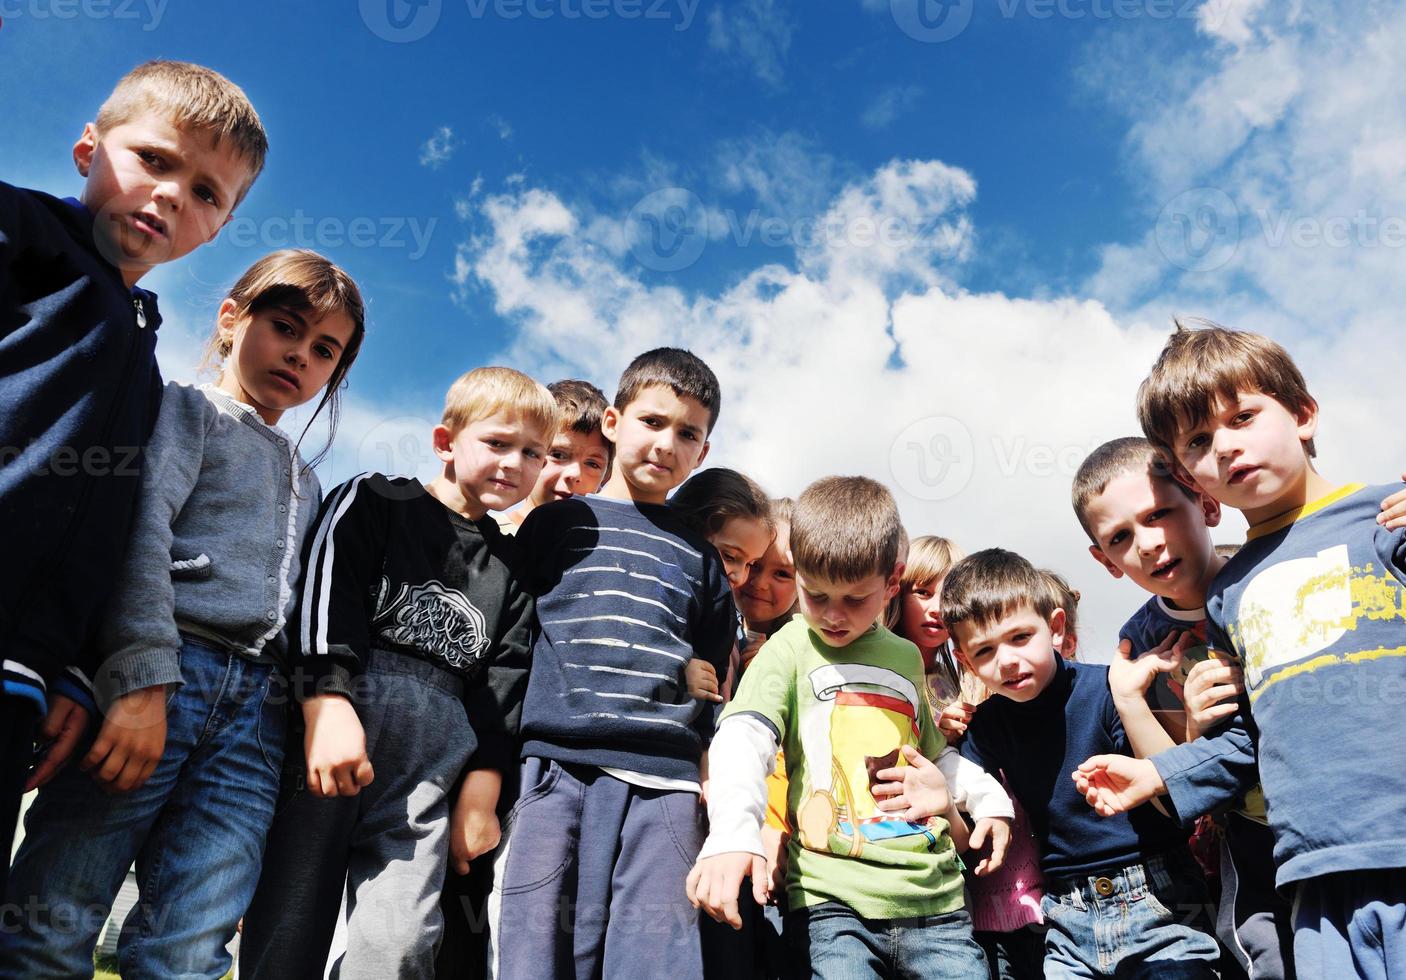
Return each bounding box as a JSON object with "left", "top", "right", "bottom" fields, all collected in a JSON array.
[{"left": 0, "top": 701, "right": 37, "bottom": 900}]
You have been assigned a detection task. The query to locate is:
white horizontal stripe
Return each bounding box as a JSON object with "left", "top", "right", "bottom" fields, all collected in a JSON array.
[
  {"left": 564, "top": 638, "right": 688, "bottom": 663},
  {"left": 569, "top": 544, "right": 676, "bottom": 568},
  {"left": 563, "top": 663, "right": 674, "bottom": 682},
  {"left": 623, "top": 715, "right": 690, "bottom": 730},
  {"left": 591, "top": 525, "right": 702, "bottom": 558},
  {"left": 591, "top": 590, "right": 685, "bottom": 622},
  {"left": 564, "top": 565, "right": 691, "bottom": 596},
  {"left": 545, "top": 615, "right": 684, "bottom": 644},
  {"left": 569, "top": 712, "right": 621, "bottom": 721},
  {"left": 3, "top": 661, "right": 44, "bottom": 685},
  {"left": 570, "top": 690, "right": 652, "bottom": 703}
]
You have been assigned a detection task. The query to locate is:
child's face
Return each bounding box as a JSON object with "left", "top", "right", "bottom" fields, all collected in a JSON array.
[
  {"left": 74, "top": 112, "right": 250, "bottom": 286},
  {"left": 215, "top": 300, "right": 355, "bottom": 426},
  {"left": 797, "top": 567, "right": 900, "bottom": 648},
  {"left": 436, "top": 411, "right": 550, "bottom": 519},
  {"left": 1084, "top": 471, "right": 1221, "bottom": 609},
  {"left": 737, "top": 523, "right": 796, "bottom": 625},
  {"left": 712, "top": 516, "right": 773, "bottom": 593},
  {"left": 600, "top": 384, "right": 710, "bottom": 504},
  {"left": 528, "top": 428, "right": 610, "bottom": 507},
  {"left": 899, "top": 576, "right": 948, "bottom": 653},
  {"left": 1171, "top": 390, "right": 1319, "bottom": 522},
  {"left": 952, "top": 604, "right": 1065, "bottom": 703}
]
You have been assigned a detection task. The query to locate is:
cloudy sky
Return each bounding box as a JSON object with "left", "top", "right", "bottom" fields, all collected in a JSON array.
[{"left": 5, "top": 0, "right": 1405, "bottom": 655}]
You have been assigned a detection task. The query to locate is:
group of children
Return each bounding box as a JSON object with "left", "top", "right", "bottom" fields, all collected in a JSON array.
[{"left": 2, "top": 57, "right": 1406, "bottom": 980}]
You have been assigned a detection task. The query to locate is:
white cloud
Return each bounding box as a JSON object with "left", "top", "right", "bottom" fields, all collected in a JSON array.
[
  {"left": 487, "top": 114, "right": 514, "bottom": 141},
  {"left": 707, "top": 0, "right": 794, "bottom": 88},
  {"left": 861, "top": 85, "right": 923, "bottom": 130},
  {"left": 419, "top": 125, "right": 457, "bottom": 169},
  {"left": 398, "top": 0, "right": 1406, "bottom": 655}
]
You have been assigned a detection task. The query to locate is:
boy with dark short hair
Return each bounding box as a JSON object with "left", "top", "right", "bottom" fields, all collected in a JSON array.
[
  {"left": 946, "top": 548, "right": 1220, "bottom": 978},
  {"left": 490, "top": 348, "right": 738, "bottom": 980}
]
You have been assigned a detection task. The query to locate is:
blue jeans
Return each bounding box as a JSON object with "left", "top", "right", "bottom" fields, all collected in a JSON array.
[
  {"left": 784, "top": 900, "right": 988, "bottom": 979},
  {"left": 1041, "top": 852, "right": 1220, "bottom": 979},
  {"left": 0, "top": 639, "right": 286, "bottom": 979}
]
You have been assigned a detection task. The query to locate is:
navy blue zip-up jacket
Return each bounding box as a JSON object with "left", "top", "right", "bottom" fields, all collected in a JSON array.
[{"left": 1, "top": 182, "right": 164, "bottom": 716}]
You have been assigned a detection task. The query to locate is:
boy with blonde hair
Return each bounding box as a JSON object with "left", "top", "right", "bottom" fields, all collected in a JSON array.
[
  {"left": 1076, "top": 323, "right": 1406, "bottom": 979},
  {"left": 239, "top": 367, "right": 553, "bottom": 978},
  {"left": 1, "top": 58, "right": 266, "bottom": 896},
  {"left": 690, "top": 476, "right": 1013, "bottom": 980}
]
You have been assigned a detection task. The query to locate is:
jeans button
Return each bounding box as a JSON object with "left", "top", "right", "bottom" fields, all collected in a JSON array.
[{"left": 1094, "top": 876, "right": 1115, "bottom": 897}]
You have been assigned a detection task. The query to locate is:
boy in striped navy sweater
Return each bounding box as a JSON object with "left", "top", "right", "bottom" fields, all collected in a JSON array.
[{"left": 491, "top": 348, "right": 737, "bottom": 980}]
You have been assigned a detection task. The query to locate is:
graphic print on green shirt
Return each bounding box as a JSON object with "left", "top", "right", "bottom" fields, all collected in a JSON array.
[{"left": 723, "top": 616, "right": 965, "bottom": 919}]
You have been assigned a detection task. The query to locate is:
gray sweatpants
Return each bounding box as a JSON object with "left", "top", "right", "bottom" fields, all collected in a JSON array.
[{"left": 241, "top": 651, "right": 475, "bottom": 980}]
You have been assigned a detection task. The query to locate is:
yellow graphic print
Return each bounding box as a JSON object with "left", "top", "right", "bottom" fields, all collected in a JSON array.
[
  {"left": 794, "top": 663, "right": 941, "bottom": 858},
  {"left": 1229, "top": 545, "right": 1406, "bottom": 699}
]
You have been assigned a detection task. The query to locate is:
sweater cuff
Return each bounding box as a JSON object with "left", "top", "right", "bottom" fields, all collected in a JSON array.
[
  {"left": 50, "top": 667, "right": 98, "bottom": 719},
  {"left": 466, "top": 731, "right": 516, "bottom": 774},
  {"left": 93, "top": 648, "right": 183, "bottom": 714},
  {"left": 300, "top": 661, "right": 355, "bottom": 702}
]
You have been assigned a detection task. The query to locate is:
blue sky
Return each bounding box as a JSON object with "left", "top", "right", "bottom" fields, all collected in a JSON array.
[{"left": 5, "top": 0, "right": 1404, "bottom": 650}]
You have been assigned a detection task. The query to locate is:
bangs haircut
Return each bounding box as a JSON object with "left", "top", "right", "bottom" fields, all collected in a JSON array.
[
  {"left": 205, "top": 249, "right": 365, "bottom": 471},
  {"left": 614, "top": 348, "right": 722, "bottom": 435},
  {"left": 901, "top": 536, "right": 966, "bottom": 590},
  {"left": 790, "top": 476, "right": 902, "bottom": 584},
  {"left": 1137, "top": 319, "right": 1317, "bottom": 459},
  {"left": 1071, "top": 436, "right": 1193, "bottom": 542},
  {"left": 442, "top": 367, "right": 558, "bottom": 440},
  {"left": 96, "top": 60, "right": 268, "bottom": 204},
  {"left": 669, "top": 468, "right": 774, "bottom": 541},
  {"left": 940, "top": 549, "right": 1058, "bottom": 642}
]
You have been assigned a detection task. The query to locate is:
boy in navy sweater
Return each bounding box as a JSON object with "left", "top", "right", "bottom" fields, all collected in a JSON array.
[
  {"left": 491, "top": 348, "right": 737, "bottom": 980},
  {"left": 946, "top": 549, "right": 1220, "bottom": 978},
  {"left": 1076, "top": 324, "right": 1406, "bottom": 979},
  {"left": 0, "top": 60, "right": 265, "bottom": 893}
]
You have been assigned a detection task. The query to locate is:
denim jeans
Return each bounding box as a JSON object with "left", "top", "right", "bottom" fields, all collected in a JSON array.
[
  {"left": 0, "top": 638, "right": 286, "bottom": 979},
  {"left": 1041, "top": 852, "right": 1220, "bottom": 979},
  {"left": 784, "top": 900, "right": 988, "bottom": 979}
]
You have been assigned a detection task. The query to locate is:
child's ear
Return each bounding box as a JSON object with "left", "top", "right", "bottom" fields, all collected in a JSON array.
[
  {"left": 884, "top": 561, "right": 905, "bottom": 600},
  {"left": 600, "top": 406, "right": 620, "bottom": 445},
  {"left": 1294, "top": 396, "right": 1320, "bottom": 445},
  {"left": 694, "top": 439, "right": 710, "bottom": 468},
  {"left": 1198, "top": 491, "right": 1223, "bottom": 529},
  {"left": 431, "top": 424, "right": 456, "bottom": 462},
  {"left": 1047, "top": 607, "right": 1068, "bottom": 653},
  {"left": 1088, "top": 545, "right": 1124, "bottom": 580},
  {"left": 72, "top": 123, "right": 98, "bottom": 177}
]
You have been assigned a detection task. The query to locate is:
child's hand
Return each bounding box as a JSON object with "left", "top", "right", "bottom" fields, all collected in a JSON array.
[
  {"left": 685, "top": 658, "right": 723, "bottom": 704},
  {"left": 25, "top": 694, "right": 91, "bottom": 791},
  {"left": 1071, "top": 756, "right": 1166, "bottom": 817},
  {"left": 760, "top": 825, "right": 788, "bottom": 900},
  {"left": 1378, "top": 480, "right": 1406, "bottom": 530},
  {"left": 938, "top": 701, "right": 974, "bottom": 741},
  {"left": 1108, "top": 634, "right": 1188, "bottom": 705},
  {"left": 1181, "top": 658, "right": 1245, "bottom": 740},
  {"left": 302, "top": 693, "right": 374, "bottom": 797},
  {"left": 450, "top": 769, "right": 503, "bottom": 874},
  {"left": 738, "top": 632, "right": 766, "bottom": 671},
  {"left": 968, "top": 817, "right": 1012, "bottom": 876},
  {"left": 686, "top": 852, "right": 768, "bottom": 929},
  {"left": 872, "top": 745, "right": 950, "bottom": 820},
  {"left": 81, "top": 685, "right": 167, "bottom": 793}
]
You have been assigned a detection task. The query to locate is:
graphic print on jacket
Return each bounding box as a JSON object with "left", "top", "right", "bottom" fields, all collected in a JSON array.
[{"left": 370, "top": 576, "right": 490, "bottom": 670}]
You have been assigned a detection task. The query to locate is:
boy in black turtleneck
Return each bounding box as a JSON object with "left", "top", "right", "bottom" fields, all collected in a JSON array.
[{"left": 945, "top": 549, "right": 1219, "bottom": 979}]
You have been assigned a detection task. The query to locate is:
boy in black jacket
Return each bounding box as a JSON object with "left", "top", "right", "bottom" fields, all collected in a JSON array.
[
  {"left": 240, "top": 368, "right": 554, "bottom": 979},
  {"left": 0, "top": 60, "right": 265, "bottom": 893}
]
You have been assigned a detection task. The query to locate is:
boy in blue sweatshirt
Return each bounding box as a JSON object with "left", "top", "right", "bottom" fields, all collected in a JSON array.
[
  {"left": 0, "top": 60, "right": 265, "bottom": 893},
  {"left": 1076, "top": 323, "right": 1406, "bottom": 979},
  {"left": 946, "top": 549, "right": 1220, "bottom": 978},
  {"left": 491, "top": 348, "right": 737, "bottom": 980}
]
